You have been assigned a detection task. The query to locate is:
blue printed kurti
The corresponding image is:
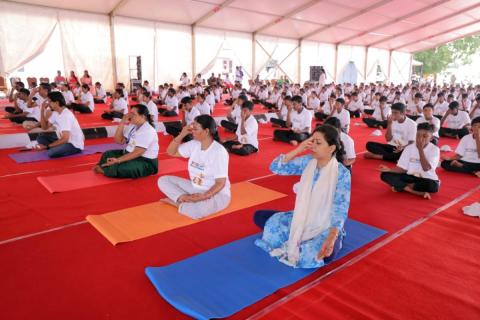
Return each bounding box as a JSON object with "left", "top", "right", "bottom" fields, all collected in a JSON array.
[{"left": 255, "top": 154, "right": 351, "bottom": 268}]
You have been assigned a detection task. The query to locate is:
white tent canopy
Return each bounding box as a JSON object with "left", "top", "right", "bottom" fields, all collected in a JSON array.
[{"left": 1, "top": 0, "right": 479, "bottom": 88}]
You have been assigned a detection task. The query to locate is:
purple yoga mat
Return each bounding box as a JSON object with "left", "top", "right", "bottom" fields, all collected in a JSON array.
[{"left": 9, "top": 143, "right": 124, "bottom": 163}]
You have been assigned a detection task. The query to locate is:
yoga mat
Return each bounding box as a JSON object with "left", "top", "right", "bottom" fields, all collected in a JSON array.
[
  {"left": 86, "top": 182, "right": 287, "bottom": 245},
  {"left": 145, "top": 219, "right": 386, "bottom": 320},
  {"left": 9, "top": 143, "right": 123, "bottom": 163},
  {"left": 37, "top": 158, "right": 186, "bottom": 193}
]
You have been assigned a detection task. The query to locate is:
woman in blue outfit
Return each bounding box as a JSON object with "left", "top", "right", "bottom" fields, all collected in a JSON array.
[{"left": 254, "top": 124, "right": 351, "bottom": 268}]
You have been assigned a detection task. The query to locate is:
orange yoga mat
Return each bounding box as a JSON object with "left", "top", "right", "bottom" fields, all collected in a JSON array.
[
  {"left": 37, "top": 158, "right": 187, "bottom": 193},
  {"left": 86, "top": 182, "right": 287, "bottom": 245}
]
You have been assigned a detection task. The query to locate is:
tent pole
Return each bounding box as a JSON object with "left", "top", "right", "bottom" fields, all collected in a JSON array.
[
  {"left": 109, "top": 14, "right": 118, "bottom": 89},
  {"left": 298, "top": 39, "right": 301, "bottom": 84},
  {"left": 333, "top": 44, "right": 339, "bottom": 83},
  {"left": 387, "top": 50, "right": 392, "bottom": 84},
  {"left": 363, "top": 46, "right": 368, "bottom": 83},
  {"left": 191, "top": 25, "right": 196, "bottom": 79},
  {"left": 252, "top": 33, "right": 256, "bottom": 81}
]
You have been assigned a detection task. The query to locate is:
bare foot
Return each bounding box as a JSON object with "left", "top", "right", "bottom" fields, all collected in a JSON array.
[
  {"left": 93, "top": 165, "right": 104, "bottom": 174},
  {"left": 160, "top": 198, "right": 178, "bottom": 207},
  {"left": 474, "top": 171, "right": 480, "bottom": 178},
  {"left": 290, "top": 140, "right": 299, "bottom": 146},
  {"left": 423, "top": 192, "right": 431, "bottom": 200}
]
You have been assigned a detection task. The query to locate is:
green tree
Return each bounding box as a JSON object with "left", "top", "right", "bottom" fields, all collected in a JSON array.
[{"left": 414, "top": 35, "right": 480, "bottom": 75}]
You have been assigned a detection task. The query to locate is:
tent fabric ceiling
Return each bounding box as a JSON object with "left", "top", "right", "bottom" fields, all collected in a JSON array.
[{"left": 9, "top": 0, "right": 480, "bottom": 52}]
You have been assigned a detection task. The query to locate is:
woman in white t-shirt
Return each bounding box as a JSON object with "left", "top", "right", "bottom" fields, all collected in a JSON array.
[
  {"left": 223, "top": 101, "right": 259, "bottom": 156},
  {"left": 379, "top": 123, "right": 440, "bottom": 199},
  {"left": 158, "top": 114, "right": 231, "bottom": 219},
  {"left": 441, "top": 116, "right": 480, "bottom": 177},
  {"left": 102, "top": 89, "right": 128, "bottom": 120},
  {"left": 36, "top": 92, "right": 85, "bottom": 158},
  {"left": 94, "top": 104, "right": 159, "bottom": 178}
]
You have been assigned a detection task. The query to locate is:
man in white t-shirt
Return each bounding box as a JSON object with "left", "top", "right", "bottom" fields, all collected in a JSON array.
[
  {"left": 346, "top": 92, "right": 364, "bottom": 118},
  {"left": 223, "top": 101, "right": 259, "bottom": 156},
  {"left": 441, "top": 116, "right": 480, "bottom": 177},
  {"left": 406, "top": 92, "right": 424, "bottom": 121},
  {"left": 439, "top": 101, "right": 471, "bottom": 139},
  {"left": 363, "top": 96, "right": 390, "bottom": 129},
  {"left": 469, "top": 94, "right": 480, "bottom": 120},
  {"left": 379, "top": 122, "right": 440, "bottom": 199},
  {"left": 416, "top": 103, "right": 440, "bottom": 145},
  {"left": 270, "top": 95, "right": 291, "bottom": 128},
  {"left": 328, "top": 97, "right": 350, "bottom": 133},
  {"left": 365, "top": 102, "right": 417, "bottom": 162},
  {"left": 3, "top": 89, "right": 40, "bottom": 124},
  {"left": 273, "top": 95, "right": 312, "bottom": 145},
  {"left": 221, "top": 95, "right": 248, "bottom": 132},
  {"left": 432, "top": 92, "right": 449, "bottom": 119},
  {"left": 36, "top": 92, "right": 85, "bottom": 158},
  {"left": 160, "top": 88, "right": 179, "bottom": 117},
  {"left": 71, "top": 84, "right": 95, "bottom": 113},
  {"left": 165, "top": 96, "right": 200, "bottom": 142},
  {"left": 93, "top": 82, "right": 107, "bottom": 104}
]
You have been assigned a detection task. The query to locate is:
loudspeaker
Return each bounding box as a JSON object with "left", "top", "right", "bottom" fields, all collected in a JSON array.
[{"left": 310, "top": 66, "right": 321, "bottom": 82}]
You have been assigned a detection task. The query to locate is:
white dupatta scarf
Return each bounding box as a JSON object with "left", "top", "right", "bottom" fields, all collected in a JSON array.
[{"left": 274, "top": 157, "right": 339, "bottom": 266}]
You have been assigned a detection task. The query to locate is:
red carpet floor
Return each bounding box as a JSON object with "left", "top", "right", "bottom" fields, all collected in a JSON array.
[{"left": 0, "top": 117, "right": 478, "bottom": 319}]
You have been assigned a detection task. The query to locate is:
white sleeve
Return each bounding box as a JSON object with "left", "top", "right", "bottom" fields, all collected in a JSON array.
[
  {"left": 213, "top": 148, "right": 229, "bottom": 179},
  {"left": 178, "top": 140, "right": 197, "bottom": 158},
  {"left": 57, "top": 115, "right": 71, "bottom": 133},
  {"left": 397, "top": 146, "right": 410, "bottom": 170},
  {"left": 429, "top": 146, "right": 440, "bottom": 169},
  {"left": 345, "top": 136, "right": 356, "bottom": 159},
  {"left": 407, "top": 122, "right": 417, "bottom": 142},
  {"left": 455, "top": 136, "right": 467, "bottom": 157},
  {"left": 244, "top": 117, "right": 258, "bottom": 135},
  {"left": 134, "top": 128, "right": 154, "bottom": 149}
]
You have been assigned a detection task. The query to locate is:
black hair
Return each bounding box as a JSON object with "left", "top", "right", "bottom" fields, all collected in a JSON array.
[
  {"left": 238, "top": 95, "right": 248, "bottom": 103},
  {"left": 379, "top": 96, "right": 388, "bottom": 103},
  {"left": 438, "top": 92, "right": 444, "bottom": 97},
  {"left": 115, "top": 88, "right": 124, "bottom": 97},
  {"left": 461, "top": 93, "right": 468, "bottom": 99},
  {"left": 194, "top": 114, "right": 220, "bottom": 142},
  {"left": 447, "top": 94, "right": 454, "bottom": 99},
  {"left": 423, "top": 103, "right": 433, "bottom": 110},
  {"left": 336, "top": 98, "right": 345, "bottom": 105},
  {"left": 143, "top": 90, "right": 151, "bottom": 99},
  {"left": 391, "top": 102, "right": 406, "bottom": 113},
  {"left": 181, "top": 96, "right": 192, "bottom": 105},
  {"left": 475, "top": 94, "right": 480, "bottom": 101},
  {"left": 81, "top": 84, "right": 90, "bottom": 90},
  {"left": 351, "top": 92, "right": 358, "bottom": 97},
  {"left": 313, "top": 124, "right": 345, "bottom": 163},
  {"left": 16, "top": 81, "right": 25, "bottom": 88},
  {"left": 95, "top": 82, "right": 101, "bottom": 86},
  {"left": 48, "top": 91, "right": 66, "bottom": 107},
  {"left": 471, "top": 116, "right": 480, "bottom": 126},
  {"left": 414, "top": 93, "right": 423, "bottom": 99},
  {"left": 324, "top": 117, "right": 341, "bottom": 130},
  {"left": 292, "top": 95, "right": 303, "bottom": 104},
  {"left": 242, "top": 100, "right": 254, "bottom": 111},
  {"left": 417, "top": 122, "right": 433, "bottom": 133},
  {"left": 283, "top": 96, "right": 292, "bottom": 101},
  {"left": 40, "top": 83, "right": 51, "bottom": 92},
  {"left": 131, "top": 104, "right": 154, "bottom": 128},
  {"left": 19, "top": 88, "right": 30, "bottom": 96},
  {"left": 448, "top": 101, "right": 459, "bottom": 110}
]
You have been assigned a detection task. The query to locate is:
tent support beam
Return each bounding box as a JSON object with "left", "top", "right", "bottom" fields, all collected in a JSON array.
[
  {"left": 369, "top": 2, "right": 480, "bottom": 47},
  {"left": 252, "top": 33, "right": 256, "bottom": 80},
  {"left": 253, "top": 0, "right": 323, "bottom": 35},
  {"left": 387, "top": 50, "right": 392, "bottom": 84},
  {"left": 363, "top": 46, "right": 368, "bottom": 83},
  {"left": 298, "top": 40, "right": 302, "bottom": 83},
  {"left": 191, "top": 25, "right": 196, "bottom": 77},
  {"left": 413, "top": 29, "right": 480, "bottom": 53},
  {"left": 192, "top": 0, "right": 235, "bottom": 27},
  {"left": 300, "top": 0, "right": 393, "bottom": 40},
  {"left": 333, "top": 44, "right": 339, "bottom": 82},
  {"left": 336, "top": 0, "right": 450, "bottom": 45},
  {"left": 110, "top": 0, "right": 130, "bottom": 16},
  {"left": 392, "top": 19, "right": 480, "bottom": 51},
  {"left": 108, "top": 14, "right": 118, "bottom": 87}
]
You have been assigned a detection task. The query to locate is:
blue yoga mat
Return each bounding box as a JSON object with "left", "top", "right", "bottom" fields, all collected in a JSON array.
[
  {"left": 9, "top": 143, "right": 123, "bottom": 163},
  {"left": 145, "top": 219, "right": 386, "bottom": 319}
]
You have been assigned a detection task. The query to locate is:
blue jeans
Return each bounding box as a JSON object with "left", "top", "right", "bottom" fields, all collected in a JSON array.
[
  {"left": 253, "top": 210, "right": 344, "bottom": 264},
  {"left": 36, "top": 134, "right": 82, "bottom": 158}
]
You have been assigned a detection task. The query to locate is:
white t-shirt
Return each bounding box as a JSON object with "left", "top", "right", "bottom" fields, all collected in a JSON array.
[
  {"left": 164, "top": 96, "right": 179, "bottom": 113},
  {"left": 434, "top": 101, "right": 449, "bottom": 116},
  {"left": 444, "top": 111, "right": 470, "bottom": 129},
  {"left": 341, "top": 132, "right": 355, "bottom": 160},
  {"left": 196, "top": 101, "right": 211, "bottom": 115},
  {"left": 33, "top": 93, "right": 45, "bottom": 108},
  {"left": 389, "top": 117, "right": 417, "bottom": 147},
  {"left": 372, "top": 104, "right": 391, "bottom": 121},
  {"left": 230, "top": 104, "right": 241, "bottom": 124},
  {"left": 308, "top": 97, "right": 321, "bottom": 111},
  {"left": 95, "top": 87, "right": 106, "bottom": 100},
  {"left": 291, "top": 108, "right": 312, "bottom": 133},
  {"left": 322, "top": 100, "right": 333, "bottom": 114},
  {"left": 184, "top": 106, "right": 200, "bottom": 125},
  {"left": 123, "top": 122, "right": 159, "bottom": 159},
  {"left": 407, "top": 101, "right": 424, "bottom": 115},
  {"left": 459, "top": 100, "right": 472, "bottom": 112},
  {"left": 455, "top": 134, "right": 480, "bottom": 163},
  {"left": 236, "top": 115, "right": 259, "bottom": 149},
  {"left": 347, "top": 99, "right": 363, "bottom": 112},
  {"left": 416, "top": 115, "right": 440, "bottom": 138},
  {"left": 147, "top": 100, "right": 159, "bottom": 120},
  {"left": 397, "top": 143, "right": 440, "bottom": 180},
  {"left": 112, "top": 98, "right": 128, "bottom": 114},
  {"left": 80, "top": 92, "right": 95, "bottom": 112},
  {"left": 178, "top": 140, "right": 231, "bottom": 197},
  {"left": 332, "top": 108, "right": 350, "bottom": 133},
  {"left": 26, "top": 104, "right": 41, "bottom": 121},
  {"left": 48, "top": 108, "right": 85, "bottom": 150},
  {"left": 62, "top": 91, "right": 74, "bottom": 105},
  {"left": 471, "top": 105, "right": 480, "bottom": 119}
]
